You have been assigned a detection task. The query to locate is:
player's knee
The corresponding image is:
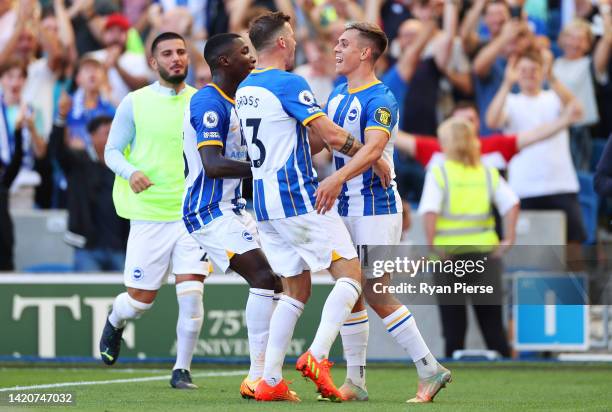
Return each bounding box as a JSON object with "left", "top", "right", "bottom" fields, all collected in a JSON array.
[
  {"left": 120, "top": 292, "right": 154, "bottom": 319},
  {"left": 246, "top": 269, "right": 277, "bottom": 290},
  {"left": 176, "top": 281, "right": 204, "bottom": 333},
  {"left": 127, "top": 288, "right": 157, "bottom": 304},
  {"left": 285, "top": 284, "right": 311, "bottom": 303}
]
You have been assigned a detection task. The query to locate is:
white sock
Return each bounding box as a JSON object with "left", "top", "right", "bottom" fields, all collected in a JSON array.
[
  {"left": 341, "top": 309, "right": 369, "bottom": 388},
  {"left": 383, "top": 306, "right": 438, "bottom": 378},
  {"left": 173, "top": 281, "right": 204, "bottom": 371},
  {"left": 246, "top": 288, "right": 275, "bottom": 381},
  {"left": 108, "top": 292, "right": 152, "bottom": 329},
  {"left": 309, "top": 277, "right": 361, "bottom": 361},
  {"left": 272, "top": 292, "right": 282, "bottom": 311},
  {"left": 263, "top": 295, "right": 303, "bottom": 386}
]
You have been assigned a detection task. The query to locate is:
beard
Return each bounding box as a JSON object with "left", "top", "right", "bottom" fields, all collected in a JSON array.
[{"left": 159, "top": 65, "right": 188, "bottom": 85}]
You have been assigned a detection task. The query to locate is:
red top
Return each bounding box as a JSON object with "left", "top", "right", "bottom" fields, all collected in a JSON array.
[{"left": 413, "top": 134, "right": 518, "bottom": 167}]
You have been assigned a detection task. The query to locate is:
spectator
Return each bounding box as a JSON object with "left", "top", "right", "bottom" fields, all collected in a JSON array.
[
  {"left": 0, "top": 122, "right": 23, "bottom": 271},
  {"left": 461, "top": 0, "right": 509, "bottom": 57},
  {"left": 553, "top": 16, "right": 612, "bottom": 171},
  {"left": 0, "top": 0, "right": 18, "bottom": 53},
  {"left": 66, "top": 56, "right": 116, "bottom": 147},
  {"left": 90, "top": 13, "right": 151, "bottom": 106},
  {"left": 294, "top": 38, "right": 336, "bottom": 104},
  {"left": 381, "top": 18, "right": 436, "bottom": 116},
  {"left": 0, "top": 0, "right": 40, "bottom": 66},
  {"left": 472, "top": 6, "right": 533, "bottom": 136},
  {"left": 49, "top": 93, "right": 128, "bottom": 271},
  {"left": 395, "top": 99, "right": 583, "bottom": 170},
  {"left": 418, "top": 116, "right": 520, "bottom": 358},
  {"left": 400, "top": 0, "right": 455, "bottom": 136},
  {"left": 194, "top": 62, "right": 212, "bottom": 90},
  {"left": 594, "top": 134, "right": 612, "bottom": 197},
  {"left": 486, "top": 48, "right": 586, "bottom": 243},
  {"left": 364, "top": 0, "right": 411, "bottom": 43},
  {"left": 0, "top": 59, "right": 47, "bottom": 209},
  {"left": 23, "top": 1, "right": 76, "bottom": 138},
  {"left": 153, "top": 0, "right": 206, "bottom": 40}
]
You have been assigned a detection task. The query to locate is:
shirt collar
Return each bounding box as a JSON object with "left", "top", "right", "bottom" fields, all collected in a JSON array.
[{"left": 151, "top": 81, "right": 189, "bottom": 96}]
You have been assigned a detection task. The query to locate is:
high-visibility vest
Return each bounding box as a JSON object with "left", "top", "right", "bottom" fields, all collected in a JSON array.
[
  {"left": 431, "top": 160, "right": 500, "bottom": 253},
  {"left": 113, "top": 85, "right": 197, "bottom": 221}
]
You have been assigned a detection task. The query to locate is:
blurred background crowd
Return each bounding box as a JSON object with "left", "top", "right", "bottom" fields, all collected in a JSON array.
[{"left": 1, "top": 0, "right": 611, "bottom": 272}]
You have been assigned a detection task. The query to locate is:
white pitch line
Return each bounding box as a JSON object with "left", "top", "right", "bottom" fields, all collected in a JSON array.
[{"left": 0, "top": 370, "right": 247, "bottom": 392}]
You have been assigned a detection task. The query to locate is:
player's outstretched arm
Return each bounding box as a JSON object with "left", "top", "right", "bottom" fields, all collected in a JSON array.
[
  {"left": 314, "top": 129, "right": 390, "bottom": 214},
  {"left": 199, "top": 146, "right": 252, "bottom": 179}
]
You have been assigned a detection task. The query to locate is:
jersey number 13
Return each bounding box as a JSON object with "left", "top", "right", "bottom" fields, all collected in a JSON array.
[{"left": 240, "top": 118, "right": 266, "bottom": 168}]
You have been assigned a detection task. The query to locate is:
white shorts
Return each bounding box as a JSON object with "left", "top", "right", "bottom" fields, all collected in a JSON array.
[
  {"left": 342, "top": 214, "right": 402, "bottom": 278},
  {"left": 190, "top": 211, "right": 260, "bottom": 273},
  {"left": 257, "top": 210, "right": 357, "bottom": 277},
  {"left": 124, "top": 220, "right": 209, "bottom": 290}
]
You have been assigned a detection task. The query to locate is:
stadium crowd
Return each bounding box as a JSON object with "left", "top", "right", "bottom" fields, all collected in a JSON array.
[{"left": 0, "top": 0, "right": 611, "bottom": 271}]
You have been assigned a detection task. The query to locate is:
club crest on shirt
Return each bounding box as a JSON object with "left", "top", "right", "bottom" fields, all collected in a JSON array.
[
  {"left": 374, "top": 107, "right": 391, "bottom": 127},
  {"left": 242, "top": 230, "right": 254, "bottom": 242},
  {"left": 298, "top": 90, "right": 316, "bottom": 106},
  {"left": 203, "top": 111, "right": 219, "bottom": 128},
  {"left": 347, "top": 107, "right": 359, "bottom": 123},
  {"left": 132, "top": 267, "right": 144, "bottom": 281}
]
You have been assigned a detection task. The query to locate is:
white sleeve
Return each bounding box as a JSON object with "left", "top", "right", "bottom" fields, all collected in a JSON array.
[
  {"left": 104, "top": 94, "right": 137, "bottom": 180},
  {"left": 418, "top": 171, "right": 444, "bottom": 215},
  {"left": 493, "top": 175, "right": 519, "bottom": 216}
]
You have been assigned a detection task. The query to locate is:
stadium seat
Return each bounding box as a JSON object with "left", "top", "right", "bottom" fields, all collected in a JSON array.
[
  {"left": 577, "top": 172, "right": 599, "bottom": 245},
  {"left": 22, "top": 263, "right": 74, "bottom": 273}
]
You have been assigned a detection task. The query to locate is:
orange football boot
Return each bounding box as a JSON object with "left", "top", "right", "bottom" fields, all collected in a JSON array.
[
  {"left": 254, "top": 379, "right": 300, "bottom": 402},
  {"left": 295, "top": 350, "right": 342, "bottom": 402},
  {"left": 240, "top": 377, "right": 259, "bottom": 399}
]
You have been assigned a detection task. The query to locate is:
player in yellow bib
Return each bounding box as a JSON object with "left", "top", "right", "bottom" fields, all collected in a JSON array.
[{"left": 101, "top": 32, "right": 208, "bottom": 389}]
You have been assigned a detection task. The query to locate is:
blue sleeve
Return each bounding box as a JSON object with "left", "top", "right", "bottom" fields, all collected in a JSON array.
[
  {"left": 364, "top": 93, "right": 398, "bottom": 137},
  {"left": 280, "top": 74, "right": 325, "bottom": 125},
  {"left": 191, "top": 96, "right": 228, "bottom": 148}
]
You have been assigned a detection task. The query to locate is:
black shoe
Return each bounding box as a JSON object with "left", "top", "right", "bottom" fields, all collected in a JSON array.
[
  {"left": 170, "top": 369, "right": 198, "bottom": 389},
  {"left": 99, "top": 317, "right": 124, "bottom": 365}
]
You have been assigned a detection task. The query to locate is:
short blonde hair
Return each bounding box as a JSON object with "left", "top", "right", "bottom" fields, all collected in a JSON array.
[
  {"left": 560, "top": 18, "right": 593, "bottom": 48},
  {"left": 437, "top": 117, "right": 481, "bottom": 167}
]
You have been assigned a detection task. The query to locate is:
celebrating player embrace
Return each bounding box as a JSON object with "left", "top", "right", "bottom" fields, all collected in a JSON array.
[
  {"left": 234, "top": 11, "right": 400, "bottom": 402},
  {"left": 181, "top": 33, "right": 283, "bottom": 399}
]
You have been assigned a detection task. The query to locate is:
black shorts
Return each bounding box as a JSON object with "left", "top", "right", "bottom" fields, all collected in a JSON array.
[{"left": 520, "top": 193, "right": 586, "bottom": 243}]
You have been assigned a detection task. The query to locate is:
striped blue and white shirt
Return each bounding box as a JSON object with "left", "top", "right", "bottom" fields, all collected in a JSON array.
[
  {"left": 235, "top": 67, "right": 324, "bottom": 221},
  {"left": 326, "top": 80, "right": 402, "bottom": 216},
  {"left": 182, "top": 84, "right": 247, "bottom": 233}
]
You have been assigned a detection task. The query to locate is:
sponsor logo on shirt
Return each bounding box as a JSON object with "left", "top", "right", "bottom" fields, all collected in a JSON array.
[{"left": 242, "top": 230, "right": 254, "bottom": 242}]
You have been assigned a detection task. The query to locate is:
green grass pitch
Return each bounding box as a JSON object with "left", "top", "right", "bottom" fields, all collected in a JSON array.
[{"left": 1, "top": 362, "right": 611, "bottom": 411}]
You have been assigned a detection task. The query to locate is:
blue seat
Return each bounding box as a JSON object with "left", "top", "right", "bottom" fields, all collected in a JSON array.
[
  {"left": 22, "top": 263, "right": 74, "bottom": 273},
  {"left": 577, "top": 172, "right": 599, "bottom": 244}
]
